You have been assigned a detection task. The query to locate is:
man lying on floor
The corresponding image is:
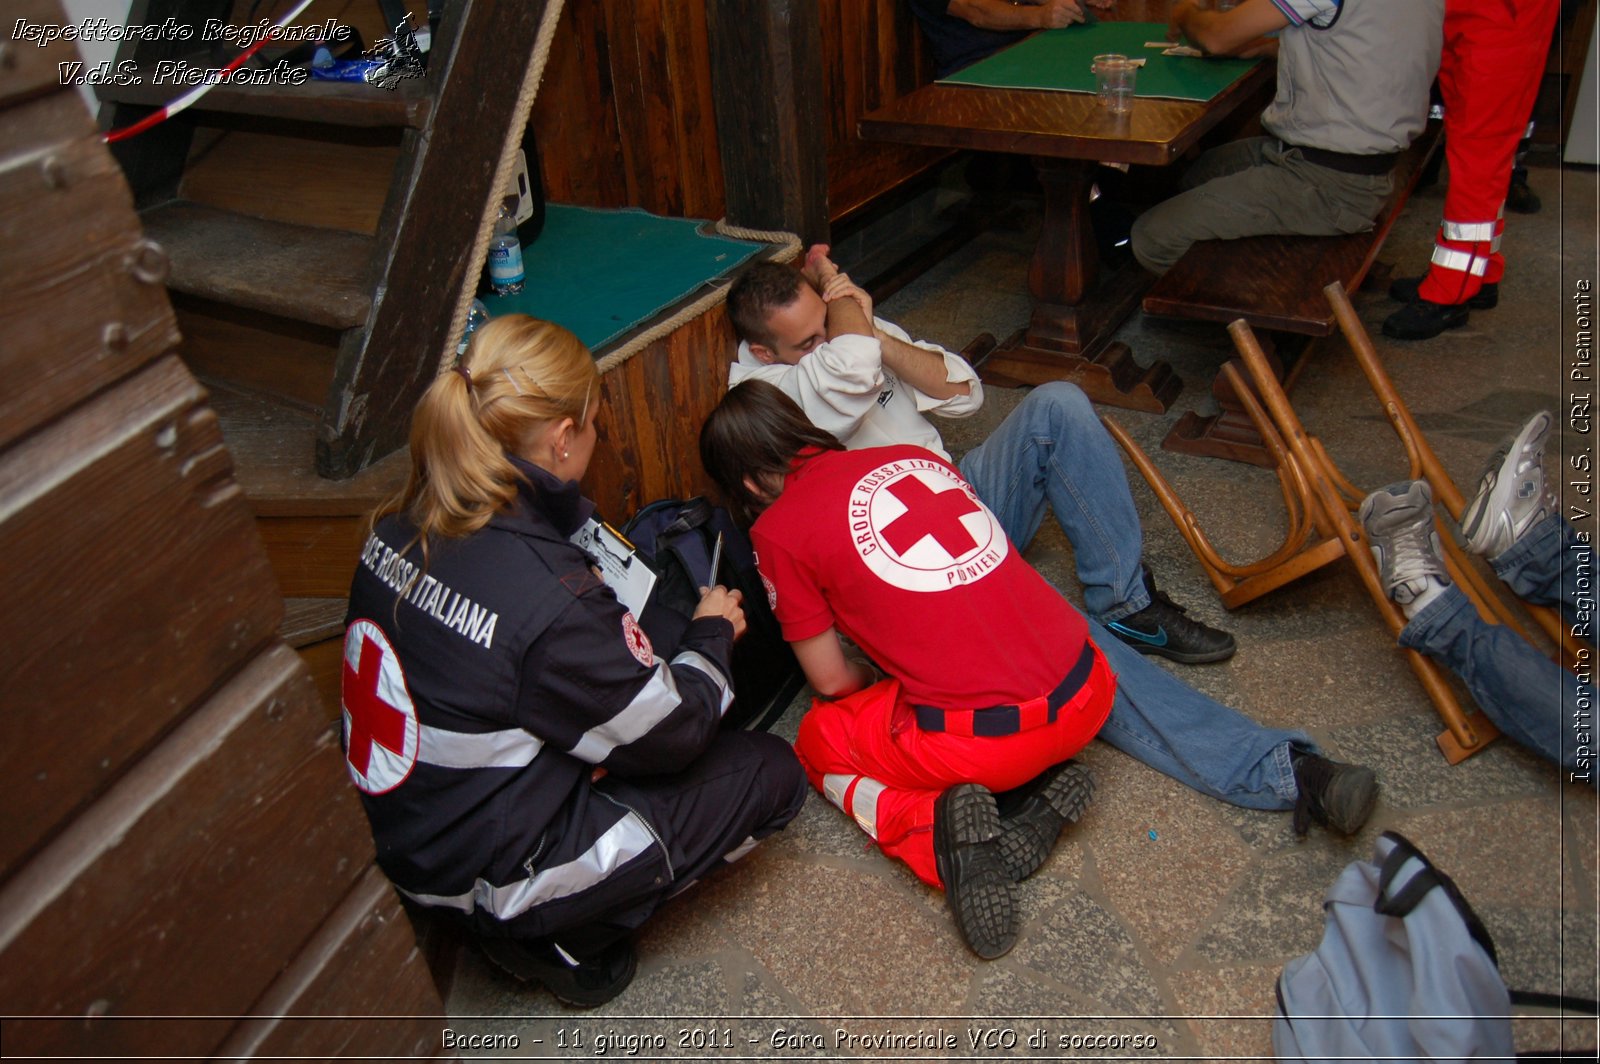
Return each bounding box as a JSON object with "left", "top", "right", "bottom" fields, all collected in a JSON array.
[
  {"left": 725, "top": 253, "right": 1237, "bottom": 667},
  {"left": 699, "top": 375, "right": 1380, "bottom": 960}
]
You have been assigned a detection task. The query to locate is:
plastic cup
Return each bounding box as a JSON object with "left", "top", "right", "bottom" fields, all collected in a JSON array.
[
  {"left": 1092, "top": 53, "right": 1125, "bottom": 108},
  {"left": 1094, "top": 56, "right": 1137, "bottom": 114}
]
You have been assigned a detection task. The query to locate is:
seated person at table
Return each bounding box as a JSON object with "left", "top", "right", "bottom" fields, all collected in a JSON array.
[
  {"left": 1129, "top": 0, "right": 1444, "bottom": 275},
  {"left": 909, "top": 0, "right": 1114, "bottom": 78},
  {"left": 342, "top": 316, "right": 807, "bottom": 1007},
  {"left": 1361, "top": 411, "right": 1594, "bottom": 783},
  {"left": 726, "top": 252, "right": 1237, "bottom": 665},
  {"left": 699, "top": 380, "right": 1381, "bottom": 959}
]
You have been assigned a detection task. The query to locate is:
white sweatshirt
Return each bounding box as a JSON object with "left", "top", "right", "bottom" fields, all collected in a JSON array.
[{"left": 728, "top": 317, "right": 983, "bottom": 462}]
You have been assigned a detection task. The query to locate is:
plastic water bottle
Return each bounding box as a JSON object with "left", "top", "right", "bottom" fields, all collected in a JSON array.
[
  {"left": 488, "top": 202, "right": 525, "bottom": 295},
  {"left": 457, "top": 298, "right": 489, "bottom": 358}
]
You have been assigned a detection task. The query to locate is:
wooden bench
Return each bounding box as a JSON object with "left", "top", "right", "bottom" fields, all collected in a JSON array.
[{"left": 1140, "top": 121, "right": 1443, "bottom": 466}]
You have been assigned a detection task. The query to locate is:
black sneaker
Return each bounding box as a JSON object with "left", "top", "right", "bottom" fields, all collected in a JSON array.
[
  {"left": 1104, "top": 568, "right": 1237, "bottom": 664},
  {"left": 479, "top": 936, "right": 638, "bottom": 1007},
  {"left": 1291, "top": 752, "right": 1378, "bottom": 837},
  {"left": 995, "top": 760, "right": 1095, "bottom": 882},
  {"left": 1382, "top": 298, "right": 1470, "bottom": 341},
  {"left": 933, "top": 784, "right": 1018, "bottom": 959},
  {"left": 1388, "top": 275, "right": 1498, "bottom": 310}
]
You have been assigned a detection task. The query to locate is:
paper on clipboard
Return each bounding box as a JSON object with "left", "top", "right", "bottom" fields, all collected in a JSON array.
[{"left": 570, "top": 518, "right": 657, "bottom": 618}]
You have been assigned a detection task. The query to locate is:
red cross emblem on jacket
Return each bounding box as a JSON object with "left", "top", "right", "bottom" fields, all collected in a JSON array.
[{"left": 341, "top": 619, "right": 420, "bottom": 794}]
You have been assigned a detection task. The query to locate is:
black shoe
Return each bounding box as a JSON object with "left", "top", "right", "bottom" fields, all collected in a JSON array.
[
  {"left": 1382, "top": 298, "right": 1470, "bottom": 341},
  {"left": 480, "top": 936, "right": 638, "bottom": 1007},
  {"left": 1505, "top": 176, "right": 1541, "bottom": 215},
  {"left": 996, "top": 760, "right": 1095, "bottom": 881},
  {"left": 1104, "top": 568, "right": 1237, "bottom": 664},
  {"left": 934, "top": 784, "right": 1018, "bottom": 959},
  {"left": 1388, "top": 275, "right": 1498, "bottom": 310},
  {"left": 1291, "top": 752, "right": 1378, "bottom": 837}
]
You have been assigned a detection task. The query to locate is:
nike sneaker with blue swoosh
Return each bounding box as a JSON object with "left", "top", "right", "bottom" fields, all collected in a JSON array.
[{"left": 1105, "top": 568, "right": 1237, "bottom": 664}]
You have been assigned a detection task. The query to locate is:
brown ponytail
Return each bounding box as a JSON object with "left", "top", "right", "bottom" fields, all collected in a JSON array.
[{"left": 700, "top": 379, "right": 843, "bottom": 521}]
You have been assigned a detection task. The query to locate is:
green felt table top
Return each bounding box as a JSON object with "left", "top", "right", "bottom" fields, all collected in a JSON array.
[
  {"left": 941, "top": 21, "right": 1260, "bottom": 103},
  {"left": 482, "top": 205, "right": 766, "bottom": 353}
]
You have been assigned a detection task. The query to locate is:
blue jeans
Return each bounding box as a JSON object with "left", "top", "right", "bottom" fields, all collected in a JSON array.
[
  {"left": 1090, "top": 617, "right": 1308, "bottom": 809},
  {"left": 959, "top": 382, "right": 1149, "bottom": 622},
  {"left": 1400, "top": 517, "right": 1595, "bottom": 780}
]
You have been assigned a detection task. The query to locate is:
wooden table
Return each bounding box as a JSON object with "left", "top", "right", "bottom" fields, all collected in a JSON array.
[{"left": 858, "top": 21, "right": 1273, "bottom": 412}]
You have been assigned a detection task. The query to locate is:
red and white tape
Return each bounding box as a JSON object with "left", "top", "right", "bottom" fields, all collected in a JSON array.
[{"left": 103, "top": 0, "right": 315, "bottom": 144}]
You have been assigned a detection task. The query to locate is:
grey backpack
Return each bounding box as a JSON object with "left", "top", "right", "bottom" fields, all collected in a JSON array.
[{"left": 1275, "top": 830, "right": 1592, "bottom": 1061}]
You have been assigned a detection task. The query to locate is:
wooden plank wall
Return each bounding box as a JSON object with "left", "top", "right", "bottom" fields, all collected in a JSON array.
[
  {"left": 818, "top": 0, "right": 950, "bottom": 224},
  {"left": 586, "top": 307, "right": 734, "bottom": 520},
  {"left": 0, "top": 4, "right": 450, "bottom": 1057},
  {"left": 536, "top": 0, "right": 725, "bottom": 219},
  {"left": 535, "top": 0, "right": 941, "bottom": 227}
]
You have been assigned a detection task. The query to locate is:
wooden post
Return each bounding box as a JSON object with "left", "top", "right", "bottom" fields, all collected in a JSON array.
[
  {"left": 706, "top": 0, "right": 830, "bottom": 244},
  {"left": 316, "top": 0, "right": 554, "bottom": 478}
]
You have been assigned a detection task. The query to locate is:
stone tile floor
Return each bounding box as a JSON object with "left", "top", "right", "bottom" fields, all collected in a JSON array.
[{"left": 447, "top": 159, "right": 1599, "bottom": 1059}]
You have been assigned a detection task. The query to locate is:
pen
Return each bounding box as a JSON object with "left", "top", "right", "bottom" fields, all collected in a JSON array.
[{"left": 709, "top": 532, "right": 724, "bottom": 587}]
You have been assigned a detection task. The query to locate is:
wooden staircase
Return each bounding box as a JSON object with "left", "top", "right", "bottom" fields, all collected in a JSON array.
[
  {"left": 0, "top": 0, "right": 457, "bottom": 1050},
  {"left": 98, "top": 0, "right": 555, "bottom": 677}
]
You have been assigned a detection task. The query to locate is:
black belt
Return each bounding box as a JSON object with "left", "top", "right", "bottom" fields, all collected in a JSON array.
[
  {"left": 1282, "top": 142, "right": 1399, "bottom": 176},
  {"left": 913, "top": 642, "right": 1096, "bottom": 737}
]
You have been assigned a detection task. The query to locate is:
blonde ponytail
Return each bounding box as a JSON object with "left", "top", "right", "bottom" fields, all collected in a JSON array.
[{"left": 376, "top": 315, "right": 599, "bottom": 548}]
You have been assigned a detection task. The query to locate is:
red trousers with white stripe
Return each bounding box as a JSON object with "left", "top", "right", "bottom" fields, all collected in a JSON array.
[
  {"left": 1419, "top": 0, "right": 1559, "bottom": 305},
  {"left": 793, "top": 650, "right": 1114, "bottom": 888}
]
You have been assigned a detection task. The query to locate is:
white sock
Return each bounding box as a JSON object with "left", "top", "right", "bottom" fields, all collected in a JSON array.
[{"left": 1396, "top": 574, "right": 1448, "bottom": 620}]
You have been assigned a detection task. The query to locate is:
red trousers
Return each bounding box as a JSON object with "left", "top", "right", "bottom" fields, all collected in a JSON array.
[
  {"left": 1420, "top": 0, "right": 1559, "bottom": 305},
  {"left": 793, "top": 647, "right": 1114, "bottom": 887}
]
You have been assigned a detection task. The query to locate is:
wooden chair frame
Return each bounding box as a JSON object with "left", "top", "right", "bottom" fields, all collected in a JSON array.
[{"left": 1108, "top": 281, "right": 1577, "bottom": 764}]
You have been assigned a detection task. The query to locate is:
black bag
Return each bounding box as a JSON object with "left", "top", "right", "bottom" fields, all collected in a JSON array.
[{"left": 623, "top": 498, "right": 805, "bottom": 732}]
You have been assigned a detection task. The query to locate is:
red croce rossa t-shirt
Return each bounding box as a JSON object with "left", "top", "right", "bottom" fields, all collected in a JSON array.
[{"left": 750, "top": 445, "right": 1094, "bottom": 711}]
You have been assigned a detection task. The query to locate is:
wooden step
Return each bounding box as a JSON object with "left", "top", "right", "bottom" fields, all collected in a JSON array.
[
  {"left": 282, "top": 597, "right": 347, "bottom": 713},
  {"left": 98, "top": 68, "right": 432, "bottom": 128},
  {"left": 281, "top": 598, "right": 347, "bottom": 649},
  {"left": 205, "top": 383, "right": 407, "bottom": 598},
  {"left": 143, "top": 201, "right": 374, "bottom": 329}
]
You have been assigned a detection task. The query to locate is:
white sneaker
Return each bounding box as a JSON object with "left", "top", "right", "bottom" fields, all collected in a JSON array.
[
  {"left": 1460, "top": 411, "right": 1559, "bottom": 559},
  {"left": 1358, "top": 480, "right": 1449, "bottom": 609}
]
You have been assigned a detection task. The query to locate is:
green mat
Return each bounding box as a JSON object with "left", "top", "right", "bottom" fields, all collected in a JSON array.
[
  {"left": 941, "top": 22, "right": 1259, "bottom": 103},
  {"left": 482, "top": 205, "right": 766, "bottom": 352}
]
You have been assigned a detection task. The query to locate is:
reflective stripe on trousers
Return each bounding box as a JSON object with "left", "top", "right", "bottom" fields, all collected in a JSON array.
[
  {"left": 822, "top": 772, "right": 887, "bottom": 839},
  {"left": 399, "top": 810, "right": 658, "bottom": 919},
  {"left": 1431, "top": 245, "right": 1490, "bottom": 275}
]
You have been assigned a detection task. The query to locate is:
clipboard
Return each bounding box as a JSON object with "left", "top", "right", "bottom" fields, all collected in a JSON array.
[{"left": 570, "top": 517, "right": 657, "bottom": 617}]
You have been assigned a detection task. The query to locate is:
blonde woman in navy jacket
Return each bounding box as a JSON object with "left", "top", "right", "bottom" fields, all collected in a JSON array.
[{"left": 342, "top": 315, "right": 805, "bottom": 1007}]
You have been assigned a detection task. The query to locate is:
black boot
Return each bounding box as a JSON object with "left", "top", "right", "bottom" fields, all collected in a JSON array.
[
  {"left": 995, "top": 760, "right": 1095, "bottom": 881},
  {"left": 1382, "top": 298, "right": 1470, "bottom": 341},
  {"left": 1388, "top": 275, "right": 1497, "bottom": 310},
  {"left": 934, "top": 784, "right": 1018, "bottom": 959},
  {"left": 480, "top": 936, "right": 638, "bottom": 1007},
  {"left": 1505, "top": 172, "right": 1541, "bottom": 214}
]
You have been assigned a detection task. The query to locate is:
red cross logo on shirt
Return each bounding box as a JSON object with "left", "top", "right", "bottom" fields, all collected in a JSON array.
[
  {"left": 882, "top": 475, "right": 981, "bottom": 559},
  {"left": 850, "top": 460, "right": 1009, "bottom": 593},
  {"left": 341, "top": 619, "right": 418, "bottom": 794}
]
